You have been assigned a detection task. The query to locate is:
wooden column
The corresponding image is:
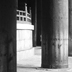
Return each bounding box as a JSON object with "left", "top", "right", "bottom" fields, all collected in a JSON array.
[
  {"left": 41, "top": 0, "right": 68, "bottom": 68},
  {"left": 34, "top": 0, "right": 37, "bottom": 47},
  {"left": 0, "top": 0, "right": 16, "bottom": 72},
  {"left": 69, "top": 0, "right": 72, "bottom": 56}
]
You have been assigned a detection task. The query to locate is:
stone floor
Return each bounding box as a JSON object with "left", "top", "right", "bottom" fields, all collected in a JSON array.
[{"left": 17, "top": 46, "right": 72, "bottom": 72}]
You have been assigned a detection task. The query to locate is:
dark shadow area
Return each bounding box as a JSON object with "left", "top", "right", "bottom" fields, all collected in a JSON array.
[
  {"left": 17, "top": 65, "right": 40, "bottom": 69},
  {"left": 17, "top": 65, "right": 52, "bottom": 70}
]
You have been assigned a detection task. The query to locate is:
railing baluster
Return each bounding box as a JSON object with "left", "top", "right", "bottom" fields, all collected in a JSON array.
[
  {"left": 16, "top": 3, "right": 31, "bottom": 23},
  {"left": 25, "top": 3, "right": 27, "bottom": 22}
]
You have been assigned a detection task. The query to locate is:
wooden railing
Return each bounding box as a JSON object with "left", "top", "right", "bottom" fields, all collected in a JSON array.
[{"left": 17, "top": 3, "right": 31, "bottom": 23}]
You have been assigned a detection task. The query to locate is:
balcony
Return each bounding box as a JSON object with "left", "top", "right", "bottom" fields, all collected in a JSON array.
[{"left": 17, "top": 3, "right": 31, "bottom": 24}]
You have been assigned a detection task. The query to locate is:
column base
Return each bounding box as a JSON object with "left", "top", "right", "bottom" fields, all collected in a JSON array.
[{"left": 41, "top": 64, "right": 68, "bottom": 69}]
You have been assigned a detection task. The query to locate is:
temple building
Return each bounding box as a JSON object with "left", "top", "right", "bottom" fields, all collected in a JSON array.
[{"left": 0, "top": 0, "right": 72, "bottom": 72}]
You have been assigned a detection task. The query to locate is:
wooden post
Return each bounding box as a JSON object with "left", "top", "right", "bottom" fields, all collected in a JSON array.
[
  {"left": 41, "top": 0, "right": 68, "bottom": 68},
  {"left": 25, "top": 3, "right": 28, "bottom": 22},
  {"left": 30, "top": 7, "right": 32, "bottom": 22},
  {"left": 34, "top": 0, "right": 37, "bottom": 47},
  {"left": 69, "top": 0, "right": 72, "bottom": 56},
  {"left": 0, "top": 0, "right": 16, "bottom": 72}
]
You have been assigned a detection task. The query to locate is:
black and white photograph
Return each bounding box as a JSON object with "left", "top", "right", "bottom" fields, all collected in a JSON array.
[{"left": 0, "top": 0, "right": 72, "bottom": 72}]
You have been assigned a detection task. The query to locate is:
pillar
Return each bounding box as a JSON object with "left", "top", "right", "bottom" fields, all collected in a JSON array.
[
  {"left": 33, "top": 0, "right": 37, "bottom": 47},
  {"left": 41, "top": 0, "right": 68, "bottom": 68},
  {"left": 69, "top": 0, "right": 72, "bottom": 56},
  {"left": 0, "top": 0, "right": 16, "bottom": 72},
  {"left": 25, "top": 3, "right": 28, "bottom": 22}
]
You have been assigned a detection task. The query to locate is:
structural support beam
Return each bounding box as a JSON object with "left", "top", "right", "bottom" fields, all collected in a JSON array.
[
  {"left": 0, "top": 0, "right": 16, "bottom": 72},
  {"left": 33, "top": 0, "right": 37, "bottom": 47},
  {"left": 69, "top": 0, "right": 72, "bottom": 56},
  {"left": 41, "top": 0, "right": 68, "bottom": 68}
]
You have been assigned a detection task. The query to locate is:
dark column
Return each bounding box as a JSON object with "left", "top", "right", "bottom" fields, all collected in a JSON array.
[
  {"left": 41, "top": 0, "right": 68, "bottom": 68},
  {"left": 69, "top": 0, "right": 72, "bottom": 56},
  {"left": 33, "top": 0, "right": 37, "bottom": 47},
  {"left": 0, "top": 0, "right": 16, "bottom": 72}
]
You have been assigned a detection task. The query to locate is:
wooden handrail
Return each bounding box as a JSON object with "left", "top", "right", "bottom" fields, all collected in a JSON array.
[{"left": 16, "top": 3, "right": 31, "bottom": 23}]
